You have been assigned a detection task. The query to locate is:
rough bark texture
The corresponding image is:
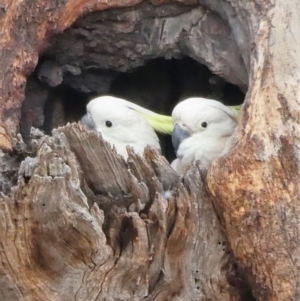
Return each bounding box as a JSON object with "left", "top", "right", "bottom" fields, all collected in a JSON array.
[
  {"left": 207, "top": 1, "right": 300, "bottom": 300},
  {"left": 44, "top": 3, "right": 247, "bottom": 94},
  {"left": 0, "top": 0, "right": 298, "bottom": 300},
  {"left": 0, "top": 124, "right": 250, "bottom": 300}
]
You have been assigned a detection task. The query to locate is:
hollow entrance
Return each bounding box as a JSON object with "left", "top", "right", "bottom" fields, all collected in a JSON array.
[
  {"left": 21, "top": 3, "right": 246, "bottom": 162},
  {"left": 22, "top": 56, "right": 244, "bottom": 162}
]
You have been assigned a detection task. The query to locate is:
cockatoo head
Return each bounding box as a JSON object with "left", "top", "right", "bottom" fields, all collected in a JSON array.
[
  {"left": 80, "top": 96, "right": 173, "bottom": 158},
  {"left": 171, "top": 97, "right": 238, "bottom": 169}
]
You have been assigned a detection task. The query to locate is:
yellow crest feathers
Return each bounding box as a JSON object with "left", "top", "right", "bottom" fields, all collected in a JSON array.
[
  {"left": 86, "top": 95, "right": 174, "bottom": 134},
  {"left": 228, "top": 105, "right": 242, "bottom": 120},
  {"left": 139, "top": 113, "right": 173, "bottom": 134}
]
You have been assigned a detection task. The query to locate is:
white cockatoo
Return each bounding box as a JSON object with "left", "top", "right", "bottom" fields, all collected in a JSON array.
[
  {"left": 171, "top": 97, "right": 239, "bottom": 174},
  {"left": 80, "top": 96, "right": 173, "bottom": 159}
]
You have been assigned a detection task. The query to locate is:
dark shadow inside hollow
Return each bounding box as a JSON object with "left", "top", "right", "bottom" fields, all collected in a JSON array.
[
  {"left": 20, "top": 0, "right": 247, "bottom": 161},
  {"left": 21, "top": 56, "right": 245, "bottom": 162},
  {"left": 19, "top": 0, "right": 248, "bottom": 161}
]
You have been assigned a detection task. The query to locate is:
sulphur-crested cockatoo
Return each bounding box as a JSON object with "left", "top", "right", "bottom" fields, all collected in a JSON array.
[
  {"left": 171, "top": 97, "right": 238, "bottom": 174},
  {"left": 80, "top": 96, "right": 173, "bottom": 159}
]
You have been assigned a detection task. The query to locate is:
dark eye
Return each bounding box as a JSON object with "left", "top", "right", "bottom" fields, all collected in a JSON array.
[
  {"left": 201, "top": 122, "right": 207, "bottom": 128},
  {"left": 105, "top": 120, "right": 113, "bottom": 128}
]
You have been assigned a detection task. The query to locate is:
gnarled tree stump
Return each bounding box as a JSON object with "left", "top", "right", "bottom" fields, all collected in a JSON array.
[
  {"left": 0, "top": 124, "right": 249, "bottom": 300},
  {"left": 0, "top": 0, "right": 299, "bottom": 300}
]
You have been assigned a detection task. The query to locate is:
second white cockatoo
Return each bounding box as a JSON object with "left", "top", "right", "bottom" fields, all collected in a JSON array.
[
  {"left": 80, "top": 96, "right": 173, "bottom": 159},
  {"left": 171, "top": 97, "right": 239, "bottom": 174}
]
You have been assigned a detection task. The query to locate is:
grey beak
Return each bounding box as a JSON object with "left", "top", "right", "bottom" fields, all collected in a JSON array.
[
  {"left": 80, "top": 114, "right": 95, "bottom": 130},
  {"left": 172, "top": 123, "right": 191, "bottom": 152}
]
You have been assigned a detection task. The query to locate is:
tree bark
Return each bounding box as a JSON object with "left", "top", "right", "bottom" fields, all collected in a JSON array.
[
  {"left": 207, "top": 1, "right": 300, "bottom": 300},
  {"left": 0, "top": 124, "right": 250, "bottom": 300},
  {"left": 0, "top": 0, "right": 298, "bottom": 300}
]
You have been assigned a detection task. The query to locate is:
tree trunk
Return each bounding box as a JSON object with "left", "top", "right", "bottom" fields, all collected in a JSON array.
[
  {"left": 0, "top": 0, "right": 298, "bottom": 300},
  {"left": 208, "top": 1, "right": 300, "bottom": 300}
]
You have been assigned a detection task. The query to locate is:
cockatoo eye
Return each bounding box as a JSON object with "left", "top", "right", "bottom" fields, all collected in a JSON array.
[
  {"left": 201, "top": 122, "right": 208, "bottom": 128},
  {"left": 105, "top": 120, "right": 113, "bottom": 127}
]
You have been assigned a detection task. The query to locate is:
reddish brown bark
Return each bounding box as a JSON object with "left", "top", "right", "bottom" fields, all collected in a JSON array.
[
  {"left": 207, "top": 1, "right": 300, "bottom": 300},
  {"left": 0, "top": 0, "right": 162, "bottom": 149},
  {"left": 1, "top": 0, "right": 299, "bottom": 300}
]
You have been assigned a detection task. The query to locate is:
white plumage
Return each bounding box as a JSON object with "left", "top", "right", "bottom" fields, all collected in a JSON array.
[
  {"left": 171, "top": 97, "right": 238, "bottom": 174},
  {"left": 80, "top": 96, "right": 169, "bottom": 159}
]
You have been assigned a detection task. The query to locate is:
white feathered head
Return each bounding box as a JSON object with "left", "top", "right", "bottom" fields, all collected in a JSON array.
[
  {"left": 171, "top": 97, "right": 239, "bottom": 169},
  {"left": 81, "top": 96, "right": 173, "bottom": 158}
]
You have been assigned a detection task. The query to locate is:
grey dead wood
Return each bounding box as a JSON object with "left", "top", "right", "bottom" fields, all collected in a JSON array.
[
  {"left": 0, "top": 124, "right": 249, "bottom": 300},
  {"left": 0, "top": 0, "right": 299, "bottom": 300}
]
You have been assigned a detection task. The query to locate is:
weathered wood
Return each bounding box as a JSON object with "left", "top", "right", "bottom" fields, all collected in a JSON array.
[
  {"left": 45, "top": 2, "right": 247, "bottom": 94},
  {"left": 1, "top": 0, "right": 299, "bottom": 300},
  {"left": 207, "top": 1, "right": 300, "bottom": 300},
  {"left": 0, "top": 123, "right": 249, "bottom": 300}
]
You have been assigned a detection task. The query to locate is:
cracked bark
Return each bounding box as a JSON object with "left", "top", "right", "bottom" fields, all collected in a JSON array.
[
  {"left": 0, "top": 0, "right": 298, "bottom": 300},
  {"left": 0, "top": 124, "right": 250, "bottom": 300},
  {"left": 207, "top": 1, "right": 300, "bottom": 300}
]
